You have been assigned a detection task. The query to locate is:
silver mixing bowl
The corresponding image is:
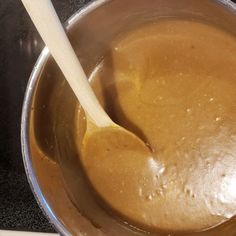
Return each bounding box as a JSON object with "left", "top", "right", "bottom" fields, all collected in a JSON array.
[{"left": 21, "top": 0, "right": 236, "bottom": 235}]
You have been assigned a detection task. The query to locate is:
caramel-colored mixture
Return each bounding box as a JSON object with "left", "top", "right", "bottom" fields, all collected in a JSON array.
[{"left": 76, "top": 20, "right": 236, "bottom": 233}]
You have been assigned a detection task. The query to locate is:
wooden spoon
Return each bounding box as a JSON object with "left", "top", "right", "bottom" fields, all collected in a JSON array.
[{"left": 20, "top": 0, "right": 153, "bottom": 195}]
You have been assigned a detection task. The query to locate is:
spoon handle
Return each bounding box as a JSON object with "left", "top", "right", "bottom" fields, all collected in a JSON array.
[{"left": 21, "top": 0, "right": 113, "bottom": 127}]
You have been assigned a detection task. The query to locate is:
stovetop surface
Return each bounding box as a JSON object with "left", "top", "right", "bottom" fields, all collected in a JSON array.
[{"left": 0, "top": 0, "right": 235, "bottom": 233}]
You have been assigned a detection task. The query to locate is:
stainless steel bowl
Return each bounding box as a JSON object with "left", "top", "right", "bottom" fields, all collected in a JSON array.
[{"left": 21, "top": 0, "right": 236, "bottom": 235}]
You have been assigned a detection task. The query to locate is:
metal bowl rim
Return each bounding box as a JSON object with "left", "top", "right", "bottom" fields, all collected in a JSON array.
[{"left": 20, "top": 0, "right": 236, "bottom": 235}]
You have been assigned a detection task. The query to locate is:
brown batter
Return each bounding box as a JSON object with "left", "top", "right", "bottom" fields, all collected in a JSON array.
[{"left": 75, "top": 20, "right": 236, "bottom": 233}]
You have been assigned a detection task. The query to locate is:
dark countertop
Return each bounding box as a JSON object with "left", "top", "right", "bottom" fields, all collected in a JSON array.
[
  {"left": 0, "top": 0, "right": 236, "bottom": 234},
  {"left": 0, "top": 0, "right": 90, "bottom": 233}
]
